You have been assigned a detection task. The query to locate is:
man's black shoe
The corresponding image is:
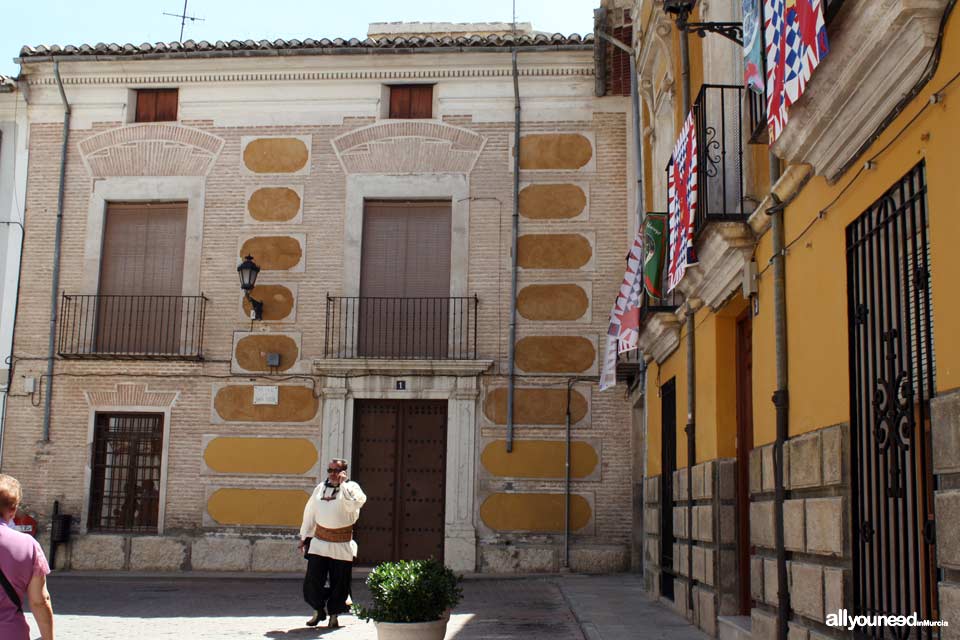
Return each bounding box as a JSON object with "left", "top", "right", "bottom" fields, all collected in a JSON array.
[{"left": 306, "top": 610, "right": 326, "bottom": 627}]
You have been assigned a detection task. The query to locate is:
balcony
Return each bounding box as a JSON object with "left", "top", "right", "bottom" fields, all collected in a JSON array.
[
  {"left": 323, "top": 296, "right": 478, "bottom": 360},
  {"left": 58, "top": 294, "right": 207, "bottom": 360},
  {"left": 691, "top": 84, "right": 748, "bottom": 235},
  {"left": 636, "top": 259, "right": 683, "bottom": 364}
]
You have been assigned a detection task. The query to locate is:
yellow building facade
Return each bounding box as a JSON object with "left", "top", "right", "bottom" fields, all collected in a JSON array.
[{"left": 628, "top": 0, "right": 959, "bottom": 637}]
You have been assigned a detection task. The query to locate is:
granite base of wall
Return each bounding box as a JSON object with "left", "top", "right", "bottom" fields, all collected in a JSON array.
[{"left": 51, "top": 533, "right": 308, "bottom": 572}]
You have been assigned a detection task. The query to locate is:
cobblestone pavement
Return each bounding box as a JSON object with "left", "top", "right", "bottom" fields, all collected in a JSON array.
[{"left": 25, "top": 574, "right": 585, "bottom": 639}]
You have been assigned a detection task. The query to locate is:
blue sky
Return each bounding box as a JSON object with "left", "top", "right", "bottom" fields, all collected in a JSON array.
[{"left": 1, "top": 0, "right": 600, "bottom": 77}]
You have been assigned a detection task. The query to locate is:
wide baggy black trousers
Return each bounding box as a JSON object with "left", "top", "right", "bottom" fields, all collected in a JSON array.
[{"left": 303, "top": 554, "right": 353, "bottom": 615}]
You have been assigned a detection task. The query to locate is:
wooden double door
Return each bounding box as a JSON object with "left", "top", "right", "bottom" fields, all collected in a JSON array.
[{"left": 352, "top": 400, "right": 447, "bottom": 565}]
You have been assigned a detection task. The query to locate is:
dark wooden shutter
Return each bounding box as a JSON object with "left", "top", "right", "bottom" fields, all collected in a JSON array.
[
  {"left": 135, "top": 89, "right": 178, "bottom": 122},
  {"left": 97, "top": 202, "right": 187, "bottom": 354},
  {"left": 359, "top": 201, "right": 451, "bottom": 357},
  {"left": 388, "top": 85, "right": 433, "bottom": 119}
]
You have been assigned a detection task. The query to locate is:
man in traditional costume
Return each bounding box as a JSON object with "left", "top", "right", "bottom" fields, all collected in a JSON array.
[{"left": 298, "top": 458, "right": 366, "bottom": 628}]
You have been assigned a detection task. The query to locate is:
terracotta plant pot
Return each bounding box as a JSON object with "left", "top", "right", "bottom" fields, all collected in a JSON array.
[{"left": 374, "top": 614, "right": 449, "bottom": 640}]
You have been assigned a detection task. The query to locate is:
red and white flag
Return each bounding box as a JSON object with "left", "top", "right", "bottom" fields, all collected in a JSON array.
[
  {"left": 600, "top": 227, "right": 646, "bottom": 391},
  {"left": 764, "top": 0, "right": 829, "bottom": 143},
  {"left": 667, "top": 112, "right": 698, "bottom": 292}
]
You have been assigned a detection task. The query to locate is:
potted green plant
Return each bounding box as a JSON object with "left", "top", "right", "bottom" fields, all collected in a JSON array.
[{"left": 353, "top": 558, "right": 463, "bottom": 640}]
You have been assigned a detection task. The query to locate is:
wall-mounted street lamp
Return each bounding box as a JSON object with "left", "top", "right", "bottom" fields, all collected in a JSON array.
[
  {"left": 663, "top": 0, "right": 743, "bottom": 46},
  {"left": 237, "top": 255, "right": 263, "bottom": 320}
]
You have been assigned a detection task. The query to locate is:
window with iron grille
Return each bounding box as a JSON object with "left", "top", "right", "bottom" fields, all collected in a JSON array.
[{"left": 88, "top": 413, "right": 164, "bottom": 533}]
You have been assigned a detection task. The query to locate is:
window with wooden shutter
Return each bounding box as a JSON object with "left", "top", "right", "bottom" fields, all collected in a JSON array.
[
  {"left": 97, "top": 201, "right": 187, "bottom": 354},
  {"left": 388, "top": 85, "right": 434, "bottom": 119},
  {"left": 359, "top": 200, "right": 451, "bottom": 357},
  {"left": 135, "top": 89, "right": 179, "bottom": 122}
]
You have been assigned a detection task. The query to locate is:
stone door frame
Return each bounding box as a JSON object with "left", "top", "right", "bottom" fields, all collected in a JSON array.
[{"left": 314, "top": 360, "right": 492, "bottom": 573}]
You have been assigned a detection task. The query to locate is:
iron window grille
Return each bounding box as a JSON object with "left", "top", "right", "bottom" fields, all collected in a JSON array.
[
  {"left": 846, "top": 161, "right": 938, "bottom": 636},
  {"left": 58, "top": 294, "right": 207, "bottom": 360},
  {"left": 88, "top": 413, "right": 164, "bottom": 534},
  {"left": 324, "top": 295, "right": 478, "bottom": 360}
]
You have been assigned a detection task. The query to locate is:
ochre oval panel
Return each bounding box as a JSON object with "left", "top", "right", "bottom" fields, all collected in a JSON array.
[
  {"left": 515, "top": 336, "right": 595, "bottom": 373},
  {"left": 243, "top": 138, "right": 309, "bottom": 174},
  {"left": 240, "top": 236, "right": 302, "bottom": 271},
  {"left": 519, "top": 134, "right": 592, "bottom": 170},
  {"left": 517, "top": 234, "right": 591, "bottom": 269},
  {"left": 235, "top": 334, "right": 298, "bottom": 372},
  {"left": 247, "top": 187, "right": 301, "bottom": 222},
  {"left": 214, "top": 385, "right": 318, "bottom": 422},
  {"left": 480, "top": 493, "right": 591, "bottom": 532},
  {"left": 242, "top": 284, "right": 295, "bottom": 321},
  {"left": 207, "top": 488, "right": 311, "bottom": 526},
  {"left": 517, "top": 284, "right": 588, "bottom": 321},
  {"left": 481, "top": 440, "right": 598, "bottom": 479},
  {"left": 204, "top": 437, "right": 318, "bottom": 474},
  {"left": 518, "top": 184, "right": 586, "bottom": 219},
  {"left": 484, "top": 388, "right": 587, "bottom": 425}
]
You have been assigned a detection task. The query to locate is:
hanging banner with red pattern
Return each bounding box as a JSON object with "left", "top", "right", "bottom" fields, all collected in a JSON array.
[
  {"left": 667, "top": 111, "right": 698, "bottom": 292},
  {"left": 764, "top": 0, "right": 829, "bottom": 143}
]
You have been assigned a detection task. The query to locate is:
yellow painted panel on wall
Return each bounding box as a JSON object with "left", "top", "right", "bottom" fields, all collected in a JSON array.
[
  {"left": 515, "top": 336, "right": 595, "bottom": 373},
  {"left": 247, "top": 187, "right": 301, "bottom": 222},
  {"left": 483, "top": 387, "right": 588, "bottom": 425},
  {"left": 204, "top": 437, "right": 317, "bottom": 474},
  {"left": 213, "top": 385, "right": 318, "bottom": 422},
  {"left": 481, "top": 440, "right": 598, "bottom": 479},
  {"left": 480, "top": 493, "right": 591, "bottom": 532},
  {"left": 235, "top": 334, "right": 298, "bottom": 372},
  {"left": 518, "top": 184, "right": 586, "bottom": 219},
  {"left": 243, "top": 138, "right": 309, "bottom": 173},
  {"left": 517, "top": 234, "right": 592, "bottom": 269},
  {"left": 240, "top": 236, "right": 302, "bottom": 271},
  {"left": 207, "top": 488, "right": 310, "bottom": 526},
  {"left": 517, "top": 284, "right": 588, "bottom": 321},
  {"left": 242, "top": 284, "right": 295, "bottom": 321},
  {"left": 519, "top": 134, "right": 592, "bottom": 170}
]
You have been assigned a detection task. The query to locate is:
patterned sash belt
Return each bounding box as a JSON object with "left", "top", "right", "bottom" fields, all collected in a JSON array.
[{"left": 314, "top": 524, "right": 353, "bottom": 543}]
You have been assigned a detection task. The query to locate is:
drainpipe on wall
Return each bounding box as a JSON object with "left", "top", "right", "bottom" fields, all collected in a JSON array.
[
  {"left": 563, "top": 377, "right": 574, "bottom": 571},
  {"left": 767, "top": 156, "right": 790, "bottom": 640},
  {"left": 43, "top": 61, "right": 70, "bottom": 443},
  {"left": 506, "top": 47, "right": 521, "bottom": 453},
  {"left": 685, "top": 301, "right": 697, "bottom": 612}
]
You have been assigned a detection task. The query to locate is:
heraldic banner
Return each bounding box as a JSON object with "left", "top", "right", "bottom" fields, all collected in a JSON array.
[
  {"left": 764, "top": 0, "right": 829, "bottom": 143},
  {"left": 667, "top": 111, "right": 698, "bottom": 292},
  {"left": 600, "top": 226, "right": 645, "bottom": 391},
  {"left": 643, "top": 213, "right": 668, "bottom": 299},
  {"left": 743, "top": 0, "right": 765, "bottom": 94}
]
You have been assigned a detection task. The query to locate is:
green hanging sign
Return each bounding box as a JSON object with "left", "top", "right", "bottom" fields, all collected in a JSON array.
[{"left": 643, "top": 213, "right": 668, "bottom": 299}]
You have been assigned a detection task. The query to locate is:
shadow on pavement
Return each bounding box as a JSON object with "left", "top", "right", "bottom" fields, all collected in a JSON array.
[{"left": 264, "top": 627, "right": 340, "bottom": 638}]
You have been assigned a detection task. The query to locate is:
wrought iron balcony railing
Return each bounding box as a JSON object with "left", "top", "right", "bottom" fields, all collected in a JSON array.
[
  {"left": 639, "top": 288, "right": 683, "bottom": 328},
  {"left": 58, "top": 294, "right": 207, "bottom": 359},
  {"left": 747, "top": 87, "right": 768, "bottom": 145},
  {"left": 691, "top": 83, "right": 748, "bottom": 234},
  {"left": 324, "top": 295, "right": 478, "bottom": 360}
]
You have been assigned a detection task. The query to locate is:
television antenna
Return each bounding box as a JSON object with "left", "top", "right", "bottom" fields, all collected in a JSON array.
[{"left": 163, "top": 0, "right": 205, "bottom": 41}]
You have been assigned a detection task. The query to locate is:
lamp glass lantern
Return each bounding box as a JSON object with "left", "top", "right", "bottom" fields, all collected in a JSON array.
[
  {"left": 237, "top": 255, "right": 264, "bottom": 320},
  {"left": 663, "top": 0, "right": 696, "bottom": 15}
]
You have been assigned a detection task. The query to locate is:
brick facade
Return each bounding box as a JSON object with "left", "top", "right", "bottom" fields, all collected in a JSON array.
[{"left": 4, "top": 47, "right": 636, "bottom": 573}]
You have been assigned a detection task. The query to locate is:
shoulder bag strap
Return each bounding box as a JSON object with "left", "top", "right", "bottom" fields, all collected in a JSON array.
[{"left": 0, "top": 566, "right": 22, "bottom": 613}]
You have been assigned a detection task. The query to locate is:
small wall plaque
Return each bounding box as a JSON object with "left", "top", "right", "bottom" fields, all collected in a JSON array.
[
  {"left": 253, "top": 385, "right": 279, "bottom": 405},
  {"left": 396, "top": 380, "right": 407, "bottom": 390}
]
